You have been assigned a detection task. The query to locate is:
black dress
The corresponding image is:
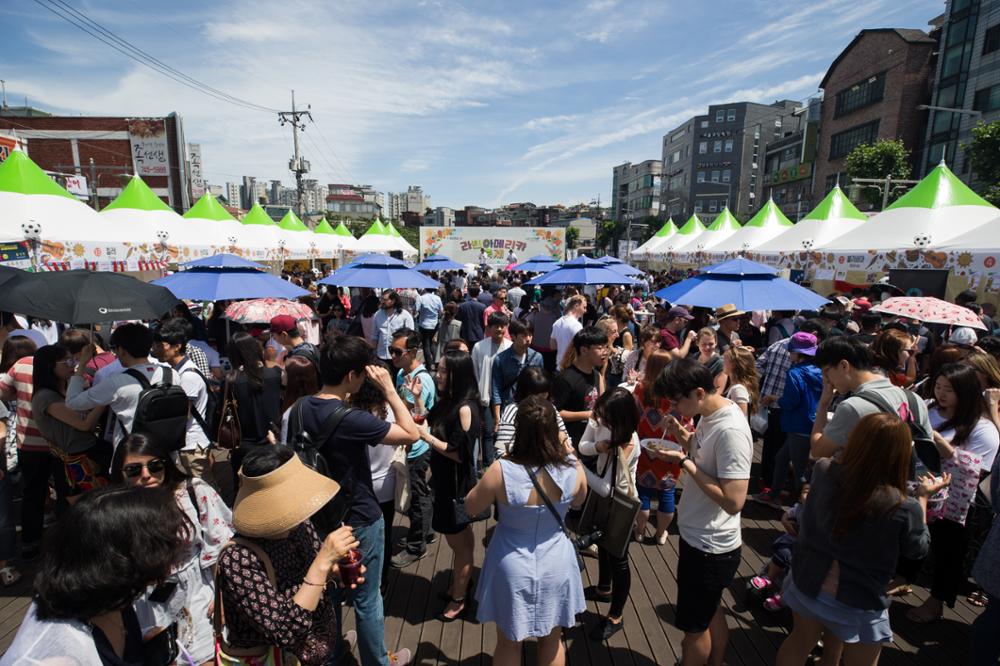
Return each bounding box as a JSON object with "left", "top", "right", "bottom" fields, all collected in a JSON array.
[{"left": 429, "top": 399, "right": 480, "bottom": 535}]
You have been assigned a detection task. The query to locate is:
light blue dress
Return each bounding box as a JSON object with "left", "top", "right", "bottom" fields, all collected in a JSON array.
[{"left": 475, "top": 459, "right": 586, "bottom": 641}]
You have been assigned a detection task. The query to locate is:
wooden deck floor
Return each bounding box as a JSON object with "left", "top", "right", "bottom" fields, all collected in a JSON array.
[{"left": 0, "top": 493, "right": 984, "bottom": 663}]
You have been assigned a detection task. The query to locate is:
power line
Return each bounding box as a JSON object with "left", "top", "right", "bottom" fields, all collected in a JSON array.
[
  {"left": 310, "top": 120, "right": 359, "bottom": 184},
  {"left": 32, "top": 0, "right": 279, "bottom": 114},
  {"left": 301, "top": 130, "right": 350, "bottom": 183}
]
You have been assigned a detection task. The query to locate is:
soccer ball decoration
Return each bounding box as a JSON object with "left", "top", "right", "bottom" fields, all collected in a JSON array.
[
  {"left": 740, "top": 242, "right": 751, "bottom": 251},
  {"left": 21, "top": 222, "right": 42, "bottom": 239},
  {"left": 801, "top": 239, "right": 814, "bottom": 250},
  {"left": 228, "top": 235, "right": 238, "bottom": 246},
  {"left": 913, "top": 233, "right": 932, "bottom": 248},
  {"left": 156, "top": 230, "right": 170, "bottom": 250}
]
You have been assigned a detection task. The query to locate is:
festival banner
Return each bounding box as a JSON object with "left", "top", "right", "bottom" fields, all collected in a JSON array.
[
  {"left": 420, "top": 226, "right": 565, "bottom": 265},
  {"left": 127, "top": 118, "right": 170, "bottom": 177}
]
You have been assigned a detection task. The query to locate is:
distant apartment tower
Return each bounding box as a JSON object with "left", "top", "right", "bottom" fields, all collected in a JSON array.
[
  {"left": 240, "top": 176, "right": 257, "bottom": 209},
  {"left": 923, "top": 2, "right": 994, "bottom": 178},
  {"left": 224, "top": 182, "right": 240, "bottom": 207},
  {"left": 269, "top": 180, "right": 282, "bottom": 206},
  {"left": 813, "top": 28, "right": 937, "bottom": 202},
  {"left": 660, "top": 115, "right": 704, "bottom": 219},
  {"left": 611, "top": 160, "right": 661, "bottom": 222},
  {"left": 426, "top": 207, "right": 455, "bottom": 226}
]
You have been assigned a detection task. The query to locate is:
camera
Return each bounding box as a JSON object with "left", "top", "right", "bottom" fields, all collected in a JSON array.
[{"left": 573, "top": 529, "right": 604, "bottom": 550}]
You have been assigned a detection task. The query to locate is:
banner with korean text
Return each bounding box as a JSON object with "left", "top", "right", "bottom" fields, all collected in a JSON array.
[
  {"left": 127, "top": 118, "right": 170, "bottom": 177},
  {"left": 420, "top": 226, "right": 565, "bottom": 264}
]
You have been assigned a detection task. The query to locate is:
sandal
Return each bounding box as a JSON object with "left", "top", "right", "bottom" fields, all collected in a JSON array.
[
  {"left": 763, "top": 593, "right": 784, "bottom": 611},
  {"left": 0, "top": 565, "right": 20, "bottom": 587},
  {"left": 435, "top": 596, "right": 465, "bottom": 623},
  {"left": 750, "top": 575, "right": 773, "bottom": 591},
  {"left": 887, "top": 584, "right": 912, "bottom": 597},
  {"left": 968, "top": 590, "right": 988, "bottom": 607}
]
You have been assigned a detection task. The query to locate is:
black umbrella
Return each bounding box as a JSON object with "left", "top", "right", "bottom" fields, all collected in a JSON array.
[{"left": 0, "top": 270, "right": 180, "bottom": 324}]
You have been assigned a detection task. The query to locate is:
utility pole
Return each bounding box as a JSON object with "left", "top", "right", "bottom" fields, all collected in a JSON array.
[
  {"left": 89, "top": 158, "right": 99, "bottom": 210},
  {"left": 278, "top": 90, "right": 312, "bottom": 217}
]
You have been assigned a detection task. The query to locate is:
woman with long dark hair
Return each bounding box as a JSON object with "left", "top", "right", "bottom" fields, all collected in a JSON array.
[
  {"left": 112, "top": 434, "right": 233, "bottom": 665},
  {"left": 279, "top": 354, "right": 320, "bottom": 444},
  {"left": 1, "top": 486, "right": 188, "bottom": 664},
  {"left": 30, "top": 344, "right": 109, "bottom": 500},
  {"left": 465, "top": 396, "right": 587, "bottom": 666},
  {"left": 775, "top": 414, "right": 947, "bottom": 666},
  {"left": 415, "top": 350, "right": 480, "bottom": 622},
  {"left": 579, "top": 387, "right": 641, "bottom": 641},
  {"left": 226, "top": 331, "right": 283, "bottom": 485},
  {"left": 906, "top": 363, "right": 999, "bottom": 624}
]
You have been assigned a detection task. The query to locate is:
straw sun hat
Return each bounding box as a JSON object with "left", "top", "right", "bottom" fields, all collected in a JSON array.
[{"left": 233, "top": 454, "right": 340, "bottom": 538}]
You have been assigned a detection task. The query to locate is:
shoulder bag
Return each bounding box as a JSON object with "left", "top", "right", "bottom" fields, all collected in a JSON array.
[
  {"left": 216, "top": 377, "right": 242, "bottom": 450},
  {"left": 577, "top": 447, "right": 641, "bottom": 559},
  {"left": 451, "top": 415, "right": 490, "bottom": 527}
]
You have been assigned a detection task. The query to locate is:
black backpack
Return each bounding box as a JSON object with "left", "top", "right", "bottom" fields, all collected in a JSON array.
[
  {"left": 121, "top": 368, "right": 191, "bottom": 451},
  {"left": 287, "top": 398, "right": 355, "bottom": 536},
  {"left": 851, "top": 387, "right": 941, "bottom": 475}
]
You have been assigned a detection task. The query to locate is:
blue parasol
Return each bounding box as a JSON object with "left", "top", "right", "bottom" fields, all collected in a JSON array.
[
  {"left": 154, "top": 254, "right": 310, "bottom": 301},
  {"left": 526, "top": 255, "right": 641, "bottom": 286},
  {"left": 319, "top": 254, "right": 440, "bottom": 289},
  {"left": 654, "top": 258, "right": 828, "bottom": 310},
  {"left": 413, "top": 254, "right": 467, "bottom": 271},
  {"left": 511, "top": 255, "right": 560, "bottom": 273}
]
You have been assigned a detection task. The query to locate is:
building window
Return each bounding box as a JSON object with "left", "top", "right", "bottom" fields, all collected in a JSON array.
[
  {"left": 727, "top": 109, "right": 737, "bottom": 121},
  {"left": 834, "top": 72, "right": 887, "bottom": 118},
  {"left": 721, "top": 198, "right": 728, "bottom": 209},
  {"left": 715, "top": 110, "right": 725, "bottom": 122},
  {"left": 974, "top": 85, "right": 1000, "bottom": 112},
  {"left": 700, "top": 120, "right": 709, "bottom": 128},
  {"left": 670, "top": 148, "right": 683, "bottom": 164},
  {"left": 722, "top": 169, "right": 731, "bottom": 183},
  {"left": 724, "top": 139, "right": 734, "bottom": 152},
  {"left": 671, "top": 131, "right": 685, "bottom": 142},
  {"left": 694, "top": 200, "right": 704, "bottom": 212},
  {"left": 708, "top": 199, "right": 718, "bottom": 213},
  {"left": 985, "top": 25, "right": 1000, "bottom": 55},
  {"left": 696, "top": 171, "right": 706, "bottom": 183},
  {"left": 698, "top": 141, "right": 708, "bottom": 154},
  {"left": 713, "top": 140, "right": 722, "bottom": 153},
  {"left": 711, "top": 170, "right": 720, "bottom": 182},
  {"left": 829, "top": 120, "right": 880, "bottom": 159}
]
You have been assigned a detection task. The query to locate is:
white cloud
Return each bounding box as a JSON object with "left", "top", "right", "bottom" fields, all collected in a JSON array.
[
  {"left": 521, "top": 115, "right": 579, "bottom": 131},
  {"left": 401, "top": 158, "right": 432, "bottom": 173}
]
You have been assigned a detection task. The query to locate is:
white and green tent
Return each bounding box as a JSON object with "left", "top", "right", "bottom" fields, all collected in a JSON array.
[
  {"left": 241, "top": 203, "right": 310, "bottom": 260},
  {"left": 819, "top": 162, "right": 998, "bottom": 252},
  {"left": 706, "top": 198, "right": 793, "bottom": 257},
  {"left": 631, "top": 218, "right": 677, "bottom": 258},
  {"left": 679, "top": 207, "right": 742, "bottom": 256},
  {"left": 184, "top": 194, "right": 268, "bottom": 260},
  {"left": 312, "top": 219, "right": 358, "bottom": 257},
  {"left": 754, "top": 186, "right": 867, "bottom": 254},
  {"left": 382, "top": 219, "right": 418, "bottom": 256},
  {"left": 655, "top": 214, "right": 707, "bottom": 255},
  {"left": 355, "top": 218, "right": 403, "bottom": 254},
  {"left": 277, "top": 210, "right": 320, "bottom": 259}
]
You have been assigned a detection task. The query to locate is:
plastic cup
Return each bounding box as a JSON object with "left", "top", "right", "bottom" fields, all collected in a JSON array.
[{"left": 339, "top": 548, "right": 363, "bottom": 587}]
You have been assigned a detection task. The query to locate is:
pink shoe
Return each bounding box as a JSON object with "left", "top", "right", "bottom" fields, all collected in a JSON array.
[
  {"left": 763, "top": 593, "right": 784, "bottom": 611},
  {"left": 749, "top": 575, "right": 772, "bottom": 591}
]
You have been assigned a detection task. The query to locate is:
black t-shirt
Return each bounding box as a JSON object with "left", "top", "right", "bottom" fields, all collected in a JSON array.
[
  {"left": 233, "top": 366, "right": 283, "bottom": 444},
  {"left": 552, "top": 365, "right": 600, "bottom": 446},
  {"left": 300, "top": 396, "right": 391, "bottom": 527}
]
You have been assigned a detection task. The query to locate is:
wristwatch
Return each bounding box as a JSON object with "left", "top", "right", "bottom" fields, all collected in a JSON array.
[{"left": 679, "top": 455, "right": 693, "bottom": 470}]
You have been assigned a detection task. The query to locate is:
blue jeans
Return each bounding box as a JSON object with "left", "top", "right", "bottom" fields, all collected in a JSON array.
[
  {"left": 772, "top": 432, "right": 810, "bottom": 499},
  {"left": 0, "top": 471, "right": 16, "bottom": 561},
  {"left": 333, "top": 517, "right": 389, "bottom": 666}
]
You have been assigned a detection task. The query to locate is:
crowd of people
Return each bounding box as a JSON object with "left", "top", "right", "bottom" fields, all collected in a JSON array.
[{"left": 0, "top": 264, "right": 997, "bottom": 666}]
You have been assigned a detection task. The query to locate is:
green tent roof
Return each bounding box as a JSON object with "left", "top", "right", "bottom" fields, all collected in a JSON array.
[
  {"left": 314, "top": 219, "right": 338, "bottom": 235},
  {"left": 676, "top": 214, "right": 705, "bottom": 235},
  {"left": 887, "top": 162, "right": 994, "bottom": 210},
  {"left": 241, "top": 202, "right": 278, "bottom": 226},
  {"left": 184, "top": 193, "right": 237, "bottom": 222},
  {"left": 362, "top": 220, "right": 389, "bottom": 236},
  {"left": 706, "top": 207, "right": 741, "bottom": 232},
  {"left": 653, "top": 218, "right": 677, "bottom": 238},
  {"left": 278, "top": 210, "right": 309, "bottom": 232},
  {"left": 383, "top": 220, "right": 402, "bottom": 237},
  {"left": 802, "top": 185, "right": 866, "bottom": 221},
  {"left": 103, "top": 175, "right": 173, "bottom": 212},
  {"left": 743, "top": 198, "right": 793, "bottom": 229},
  {"left": 333, "top": 222, "right": 354, "bottom": 237},
  {"left": 0, "top": 150, "right": 76, "bottom": 199}
]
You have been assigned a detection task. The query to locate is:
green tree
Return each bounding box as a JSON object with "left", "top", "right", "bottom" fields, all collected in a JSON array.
[
  {"left": 964, "top": 120, "right": 1000, "bottom": 206},
  {"left": 845, "top": 139, "right": 912, "bottom": 209},
  {"left": 596, "top": 220, "right": 618, "bottom": 255},
  {"left": 565, "top": 226, "right": 580, "bottom": 249}
]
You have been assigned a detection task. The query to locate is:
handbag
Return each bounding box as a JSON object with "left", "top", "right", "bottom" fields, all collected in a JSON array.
[
  {"left": 577, "top": 447, "right": 641, "bottom": 559},
  {"left": 391, "top": 446, "right": 411, "bottom": 514},
  {"left": 451, "top": 432, "right": 489, "bottom": 527},
  {"left": 213, "top": 539, "right": 296, "bottom": 666},
  {"left": 216, "top": 377, "right": 242, "bottom": 450}
]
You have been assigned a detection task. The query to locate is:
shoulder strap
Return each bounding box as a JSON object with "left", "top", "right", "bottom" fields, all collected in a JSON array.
[
  {"left": 186, "top": 480, "right": 202, "bottom": 524},
  {"left": 123, "top": 367, "right": 152, "bottom": 390},
  {"left": 851, "top": 388, "right": 905, "bottom": 421},
  {"left": 527, "top": 466, "right": 575, "bottom": 542},
  {"left": 179, "top": 365, "right": 212, "bottom": 438},
  {"left": 213, "top": 538, "right": 277, "bottom": 644}
]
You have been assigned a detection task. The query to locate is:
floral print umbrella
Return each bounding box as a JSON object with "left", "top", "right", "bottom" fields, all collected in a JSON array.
[
  {"left": 225, "top": 298, "right": 313, "bottom": 324},
  {"left": 871, "top": 296, "right": 987, "bottom": 330}
]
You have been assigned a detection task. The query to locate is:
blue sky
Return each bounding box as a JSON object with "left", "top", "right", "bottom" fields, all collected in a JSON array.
[{"left": 3, "top": 0, "right": 943, "bottom": 209}]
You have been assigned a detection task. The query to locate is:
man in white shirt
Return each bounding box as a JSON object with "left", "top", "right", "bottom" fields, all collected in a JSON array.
[
  {"left": 153, "top": 318, "right": 213, "bottom": 482},
  {"left": 66, "top": 323, "right": 181, "bottom": 449},
  {"left": 371, "top": 291, "right": 415, "bottom": 362},
  {"left": 655, "top": 358, "right": 752, "bottom": 666},
  {"left": 506, "top": 279, "right": 526, "bottom": 311},
  {"left": 551, "top": 295, "right": 586, "bottom": 368},
  {"left": 471, "top": 312, "right": 511, "bottom": 472}
]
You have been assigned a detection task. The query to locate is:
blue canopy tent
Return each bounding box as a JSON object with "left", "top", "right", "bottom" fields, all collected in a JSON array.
[
  {"left": 599, "top": 256, "right": 645, "bottom": 277},
  {"left": 654, "top": 258, "right": 828, "bottom": 311},
  {"left": 526, "top": 255, "right": 641, "bottom": 286},
  {"left": 319, "top": 254, "right": 440, "bottom": 289},
  {"left": 511, "top": 255, "right": 560, "bottom": 273},
  {"left": 153, "top": 253, "right": 310, "bottom": 301},
  {"left": 413, "top": 254, "right": 466, "bottom": 272}
]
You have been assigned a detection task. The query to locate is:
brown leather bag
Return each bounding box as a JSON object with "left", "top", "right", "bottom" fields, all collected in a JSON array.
[{"left": 216, "top": 378, "right": 242, "bottom": 450}]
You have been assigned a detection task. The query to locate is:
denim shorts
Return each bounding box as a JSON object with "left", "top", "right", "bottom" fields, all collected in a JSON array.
[{"left": 638, "top": 484, "right": 676, "bottom": 513}]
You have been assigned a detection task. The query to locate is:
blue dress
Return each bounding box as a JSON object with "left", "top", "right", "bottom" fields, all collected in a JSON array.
[{"left": 475, "top": 459, "right": 586, "bottom": 641}]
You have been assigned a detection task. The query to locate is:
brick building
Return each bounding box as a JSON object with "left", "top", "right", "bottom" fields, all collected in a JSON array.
[
  {"left": 813, "top": 28, "right": 938, "bottom": 206},
  {"left": 0, "top": 112, "right": 191, "bottom": 211}
]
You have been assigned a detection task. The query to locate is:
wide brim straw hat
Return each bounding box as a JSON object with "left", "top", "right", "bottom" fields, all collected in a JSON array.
[{"left": 233, "top": 454, "right": 340, "bottom": 538}]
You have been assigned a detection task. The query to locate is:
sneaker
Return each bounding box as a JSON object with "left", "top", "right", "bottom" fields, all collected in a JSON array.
[
  {"left": 393, "top": 534, "right": 436, "bottom": 550},
  {"left": 749, "top": 575, "right": 773, "bottom": 591},
  {"left": 0, "top": 565, "right": 21, "bottom": 587},
  {"left": 750, "top": 492, "right": 782, "bottom": 509},
  {"left": 391, "top": 550, "right": 427, "bottom": 569},
  {"left": 389, "top": 648, "right": 412, "bottom": 665},
  {"left": 763, "top": 593, "right": 784, "bottom": 612},
  {"left": 342, "top": 630, "right": 357, "bottom": 652}
]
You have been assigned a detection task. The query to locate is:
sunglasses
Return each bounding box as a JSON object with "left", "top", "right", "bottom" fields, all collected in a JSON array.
[
  {"left": 389, "top": 347, "right": 416, "bottom": 357},
  {"left": 122, "top": 458, "right": 166, "bottom": 479}
]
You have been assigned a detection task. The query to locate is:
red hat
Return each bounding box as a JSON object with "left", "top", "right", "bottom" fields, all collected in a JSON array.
[
  {"left": 269, "top": 315, "right": 298, "bottom": 334},
  {"left": 852, "top": 298, "right": 872, "bottom": 312}
]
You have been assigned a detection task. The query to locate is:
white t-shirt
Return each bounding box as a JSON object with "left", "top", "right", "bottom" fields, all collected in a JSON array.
[
  {"left": 726, "top": 383, "right": 750, "bottom": 407},
  {"left": 370, "top": 408, "right": 397, "bottom": 504},
  {"left": 678, "top": 401, "right": 753, "bottom": 554},
  {"left": 928, "top": 406, "right": 999, "bottom": 471},
  {"left": 175, "top": 358, "right": 210, "bottom": 450},
  {"left": 551, "top": 314, "right": 582, "bottom": 368}
]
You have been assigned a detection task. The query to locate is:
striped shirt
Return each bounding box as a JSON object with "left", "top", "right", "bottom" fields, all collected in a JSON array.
[{"left": 0, "top": 357, "right": 48, "bottom": 452}]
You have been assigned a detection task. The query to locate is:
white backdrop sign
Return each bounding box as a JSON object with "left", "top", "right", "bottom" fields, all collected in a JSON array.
[{"left": 420, "top": 226, "right": 565, "bottom": 264}]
